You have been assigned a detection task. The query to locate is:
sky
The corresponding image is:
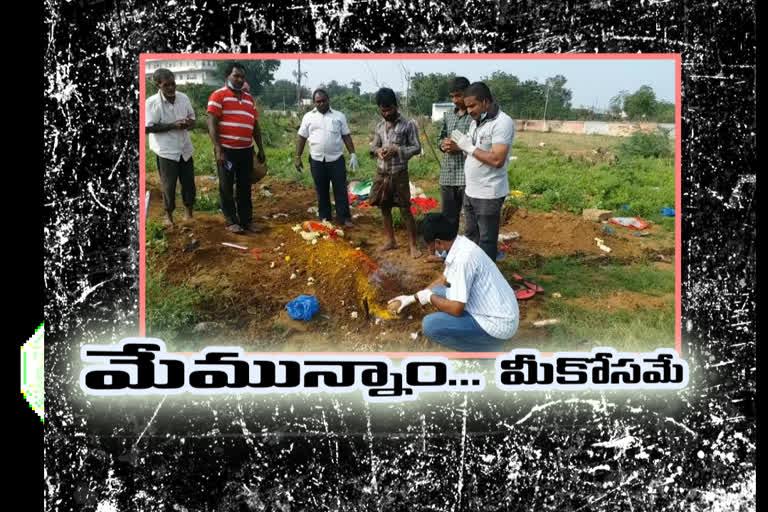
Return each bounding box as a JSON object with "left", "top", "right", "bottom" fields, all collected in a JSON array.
[{"left": 271, "top": 58, "right": 676, "bottom": 111}]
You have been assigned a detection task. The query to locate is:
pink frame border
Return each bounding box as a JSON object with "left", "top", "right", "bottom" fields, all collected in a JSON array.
[{"left": 139, "top": 53, "right": 682, "bottom": 358}]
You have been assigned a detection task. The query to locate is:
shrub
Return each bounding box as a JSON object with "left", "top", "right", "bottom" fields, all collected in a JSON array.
[{"left": 617, "top": 129, "right": 673, "bottom": 159}]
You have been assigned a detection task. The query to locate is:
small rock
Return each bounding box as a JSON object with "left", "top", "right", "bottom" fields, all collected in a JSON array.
[
  {"left": 270, "top": 262, "right": 276, "bottom": 268},
  {"left": 193, "top": 322, "right": 222, "bottom": 333},
  {"left": 183, "top": 240, "right": 200, "bottom": 252},
  {"left": 410, "top": 332, "right": 419, "bottom": 340},
  {"left": 290, "top": 273, "right": 297, "bottom": 279},
  {"left": 351, "top": 311, "right": 358, "bottom": 319}
]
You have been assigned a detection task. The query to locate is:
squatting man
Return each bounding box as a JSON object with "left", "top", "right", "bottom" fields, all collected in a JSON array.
[{"left": 388, "top": 213, "right": 520, "bottom": 352}]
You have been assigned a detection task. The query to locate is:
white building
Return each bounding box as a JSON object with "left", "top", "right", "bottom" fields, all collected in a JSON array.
[
  {"left": 145, "top": 59, "right": 221, "bottom": 86},
  {"left": 431, "top": 102, "right": 454, "bottom": 122}
]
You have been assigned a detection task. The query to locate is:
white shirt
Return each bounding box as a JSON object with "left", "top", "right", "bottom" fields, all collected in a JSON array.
[
  {"left": 442, "top": 235, "right": 519, "bottom": 339},
  {"left": 145, "top": 91, "right": 195, "bottom": 161},
  {"left": 297, "top": 108, "right": 351, "bottom": 162},
  {"left": 463, "top": 106, "right": 515, "bottom": 199}
]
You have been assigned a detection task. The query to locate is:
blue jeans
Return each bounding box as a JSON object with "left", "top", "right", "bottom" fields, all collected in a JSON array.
[{"left": 421, "top": 286, "right": 505, "bottom": 352}]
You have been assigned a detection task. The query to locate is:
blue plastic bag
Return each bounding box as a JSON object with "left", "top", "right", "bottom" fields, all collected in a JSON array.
[
  {"left": 661, "top": 207, "right": 675, "bottom": 217},
  {"left": 286, "top": 295, "right": 319, "bottom": 321}
]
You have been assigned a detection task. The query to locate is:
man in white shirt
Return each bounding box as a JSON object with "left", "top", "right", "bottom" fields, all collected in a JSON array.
[
  {"left": 295, "top": 89, "right": 359, "bottom": 227},
  {"left": 388, "top": 213, "right": 519, "bottom": 352},
  {"left": 450, "top": 82, "right": 515, "bottom": 261},
  {"left": 145, "top": 68, "right": 197, "bottom": 225}
]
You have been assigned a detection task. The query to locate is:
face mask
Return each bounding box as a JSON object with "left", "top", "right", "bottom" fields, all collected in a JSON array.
[
  {"left": 228, "top": 80, "right": 243, "bottom": 91},
  {"left": 435, "top": 249, "right": 448, "bottom": 259}
]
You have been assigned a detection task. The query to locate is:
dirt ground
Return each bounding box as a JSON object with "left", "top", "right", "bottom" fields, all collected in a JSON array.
[{"left": 146, "top": 175, "right": 675, "bottom": 353}]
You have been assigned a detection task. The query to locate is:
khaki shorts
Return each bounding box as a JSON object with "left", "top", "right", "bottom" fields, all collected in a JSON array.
[{"left": 369, "top": 170, "right": 411, "bottom": 208}]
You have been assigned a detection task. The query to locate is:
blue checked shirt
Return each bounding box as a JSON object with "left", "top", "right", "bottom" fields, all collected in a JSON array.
[{"left": 437, "top": 108, "right": 472, "bottom": 186}]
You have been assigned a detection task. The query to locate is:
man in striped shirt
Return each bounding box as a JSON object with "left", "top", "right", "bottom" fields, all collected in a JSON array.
[
  {"left": 388, "top": 213, "right": 519, "bottom": 352},
  {"left": 206, "top": 63, "right": 267, "bottom": 234}
]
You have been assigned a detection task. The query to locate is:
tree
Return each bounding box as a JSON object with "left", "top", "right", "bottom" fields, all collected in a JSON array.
[
  {"left": 215, "top": 60, "right": 280, "bottom": 97},
  {"left": 609, "top": 90, "right": 629, "bottom": 119},
  {"left": 260, "top": 79, "right": 309, "bottom": 109},
  {"left": 350, "top": 80, "right": 362, "bottom": 96},
  {"left": 409, "top": 72, "right": 455, "bottom": 116},
  {"left": 623, "top": 85, "right": 657, "bottom": 120}
]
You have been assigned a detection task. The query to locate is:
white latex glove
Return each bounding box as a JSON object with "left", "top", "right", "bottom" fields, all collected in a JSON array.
[
  {"left": 349, "top": 153, "right": 359, "bottom": 173},
  {"left": 388, "top": 295, "right": 417, "bottom": 314},
  {"left": 415, "top": 288, "right": 434, "bottom": 306},
  {"left": 451, "top": 131, "right": 476, "bottom": 155}
]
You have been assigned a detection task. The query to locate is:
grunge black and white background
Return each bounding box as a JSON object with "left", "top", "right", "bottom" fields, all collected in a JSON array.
[{"left": 42, "top": 1, "right": 756, "bottom": 510}]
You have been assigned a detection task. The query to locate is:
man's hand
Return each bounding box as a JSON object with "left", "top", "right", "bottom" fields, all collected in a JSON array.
[
  {"left": 256, "top": 149, "right": 266, "bottom": 164},
  {"left": 451, "top": 131, "right": 476, "bottom": 155},
  {"left": 349, "top": 153, "right": 359, "bottom": 173},
  {"left": 184, "top": 117, "right": 196, "bottom": 129},
  {"left": 415, "top": 288, "right": 434, "bottom": 306},
  {"left": 294, "top": 155, "right": 303, "bottom": 173},
  {"left": 379, "top": 146, "right": 397, "bottom": 161},
  {"left": 173, "top": 119, "right": 188, "bottom": 130},
  {"left": 214, "top": 145, "right": 229, "bottom": 169},
  {"left": 388, "top": 295, "right": 416, "bottom": 314},
  {"left": 441, "top": 138, "right": 461, "bottom": 154}
]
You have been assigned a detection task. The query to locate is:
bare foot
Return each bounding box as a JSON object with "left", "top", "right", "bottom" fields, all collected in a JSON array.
[
  {"left": 379, "top": 241, "right": 397, "bottom": 251},
  {"left": 184, "top": 207, "right": 194, "bottom": 221},
  {"left": 163, "top": 215, "right": 174, "bottom": 227},
  {"left": 410, "top": 247, "right": 423, "bottom": 259}
]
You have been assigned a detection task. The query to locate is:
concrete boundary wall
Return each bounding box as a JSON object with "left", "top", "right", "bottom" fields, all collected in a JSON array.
[{"left": 516, "top": 120, "right": 675, "bottom": 138}]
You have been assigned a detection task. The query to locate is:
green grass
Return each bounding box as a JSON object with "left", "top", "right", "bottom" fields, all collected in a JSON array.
[
  {"left": 146, "top": 269, "right": 207, "bottom": 343},
  {"left": 534, "top": 303, "right": 675, "bottom": 352},
  {"left": 499, "top": 255, "right": 675, "bottom": 351},
  {"left": 146, "top": 219, "right": 168, "bottom": 255}
]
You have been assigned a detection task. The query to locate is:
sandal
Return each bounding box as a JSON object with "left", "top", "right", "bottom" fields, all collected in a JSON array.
[
  {"left": 512, "top": 284, "right": 536, "bottom": 300},
  {"left": 243, "top": 224, "right": 264, "bottom": 233},
  {"left": 512, "top": 273, "right": 544, "bottom": 293},
  {"left": 226, "top": 224, "right": 245, "bottom": 234}
]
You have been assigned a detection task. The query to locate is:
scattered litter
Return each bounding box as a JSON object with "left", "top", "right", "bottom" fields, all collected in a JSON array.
[
  {"left": 508, "top": 190, "right": 524, "bottom": 197},
  {"left": 583, "top": 209, "right": 613, "bottom": 222},
  {"left": 661, "top": 207, "right": 675, "bottom": 217},
  {"left": 409, "top": 181, "right": 426, "bottom": 198},
  {"left": 300, "top": 231, "right": 322, "bottom": 241},
  {"left": 272, "top": 213, "right": 288, "bottom": 218},
  {"left": 352, "top": 214, "right": 361, "bottom": 220},
  {"left": 307, "top": 277, "right": 315, "bottom": 284},
  {"left": 408, "top": 315, "right": 413, "bottom": 320},
  {"left": 307, "top": 206, "right": 318, "bottom": 215},
  {"left": 350, "top": 311, "right": 358, "bottom": 319},
  {"left": 620, "top": 204, "right": 630, "bottom": 211},
  {"left": 594, "top": 237, "right": 612, "bottom": 253},
  {"left": 410, "top": 332, "right": 419, "bottom": 340},
  {"left": 532, "top": 319, "right": 561, "bottom": 327},
  {"left": 498, "top": 232, "right": 520, "bottom": 241},
  {"left": 610, "top": 217, "right": 649, "bottom": 230},
  {"left": 375, "top": 318, "right": 382, "bottom": 325},
  {"left": 183, "top": 240, "right": 200, "bottom": 252},
  {"left": 509, "top": 156, "right": 518, "bottom": 161},
  {"left": 348, "top": 179, "right": 372, "bottom": 198},
  {"left": 311, "top": 239, "right": 318, "bottom": 245},
  {"left": 538, "top": 142, "right": 546, "bottom": 147},
  {"left": 291, "top": 224, "right": 302, "bottom": 232},
  {"left": 280, "top": 243, "right": 285, "bottom": 247},
  {"left": 410, "top": 197, "right": 439, "bottom": 215},
  {"left": 221, "top": 242, "right": 247, "bottom": 251},
  {"left": 552, "top": 292, "right": 562, "bottom": 298},
  {"left": 603, "top": 226, "right": 615, "bottom": 235},
  {"left": 261, "top": 189, "right": 273, "bottom": 197},
  {"left": 496, "top": 250, "right": 505, "bottom": 261},
  {"left": 251, "top": 249, "right": 260, "bottom": 259},
  {"left": 285, "top": 295, "right": 319, "bottom": 321},
  {"left": 270, "top": 262, "right": 275, "bottom": 268},
  {"left": 635, "top": 231, "right": 650, "bottom": 237},
  {"left": 285, "top": 256, "right": 291, "bottom": 262},
  {"left": 290, "top": 273, "right": 297, "bottom": 280}
]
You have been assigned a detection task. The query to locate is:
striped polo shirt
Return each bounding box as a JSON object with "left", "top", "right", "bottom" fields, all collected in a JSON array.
[
  {"left": 443, "top": 235, "right": 519, "bottom": 339},
  {"left": 206, "top": 87, "right": 259, "bottom": 149}
]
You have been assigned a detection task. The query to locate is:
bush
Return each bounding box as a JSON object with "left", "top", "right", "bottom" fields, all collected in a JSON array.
[{"left": 617, "top": 129, "right": 673, "bottom": 159}]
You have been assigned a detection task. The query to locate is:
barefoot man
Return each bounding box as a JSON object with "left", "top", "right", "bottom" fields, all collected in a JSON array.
[
  {"left": 369, "top": 87, "right": 422, "bottom": 258},
  {"left": 145, "top": 67, "right": 197, "bottom": 226}
]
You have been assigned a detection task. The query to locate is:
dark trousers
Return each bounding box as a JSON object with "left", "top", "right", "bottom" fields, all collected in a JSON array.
[
  {"left": 309, "top": 156, "right": 350, "bottom": 222},
  {"left": 464, "top": 195, "right": 505, "bottom": 261},
  {"left": 440, "top": 185, "right": 465, "bottom": 227},
  {"left": 217, "top": 147, "right": 253, "bottom": 227},
  {"left": 157, "top": 155, "right": 195, "bottom": 214}
]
